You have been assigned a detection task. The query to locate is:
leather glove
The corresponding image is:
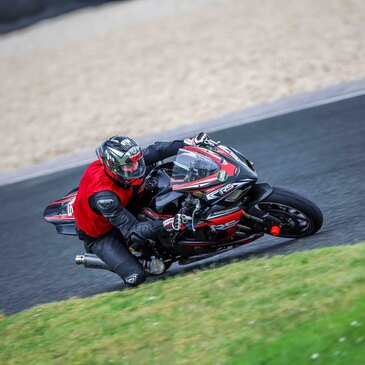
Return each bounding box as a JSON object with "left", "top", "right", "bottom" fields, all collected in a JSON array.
[
  {"left": 184, "top": 132, "right": 210, "bottom": 146},
  {"left": 163, "top": 213, "right": 192, "bottom": 232}
]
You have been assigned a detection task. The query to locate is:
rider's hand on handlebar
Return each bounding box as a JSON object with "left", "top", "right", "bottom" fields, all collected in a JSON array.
[
  {"left": 163, "top": 214, "right": 192, "bottom": 232},
  {"left": 184, "top": 132, "right": 218, "bottom": 147}
]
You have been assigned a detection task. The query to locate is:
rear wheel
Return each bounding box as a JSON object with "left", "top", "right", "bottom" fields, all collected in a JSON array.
[{"left": 254, "top": 187, "right": 323, "bottom": 238}]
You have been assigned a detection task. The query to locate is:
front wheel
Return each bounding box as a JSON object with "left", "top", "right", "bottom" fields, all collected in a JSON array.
[{"left": 254, "top": 187, "right": 323, "bottom": 238}]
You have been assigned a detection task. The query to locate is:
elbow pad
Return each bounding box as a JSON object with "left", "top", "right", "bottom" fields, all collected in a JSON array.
[
  {"left": 92, "top": 191, "right": 139, "bottom": 238},
  {"left": 95, "top": 195, "right": 119, "bottom": 215}
]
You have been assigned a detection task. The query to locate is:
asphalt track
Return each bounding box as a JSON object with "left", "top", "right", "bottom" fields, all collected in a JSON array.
[
  {"left": 1, "top": 95, "right": 364, "bottom": 315},
  {"left": 0, "top": 1, "right": 117, "bottom": 34}
]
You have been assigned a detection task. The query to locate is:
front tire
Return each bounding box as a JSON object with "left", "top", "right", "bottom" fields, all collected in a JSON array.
[{"left": 254, "top": 187, "right": 323, "bottom": 238}]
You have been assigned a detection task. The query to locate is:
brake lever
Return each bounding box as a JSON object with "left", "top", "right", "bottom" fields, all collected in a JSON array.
[{"left": 191, "top": 198, "right": 201, "bottom": 232}]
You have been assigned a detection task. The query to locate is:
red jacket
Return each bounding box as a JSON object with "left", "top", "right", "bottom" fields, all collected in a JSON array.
[{"left": 74, "top": 160, "right": 134, "bottom": 238}]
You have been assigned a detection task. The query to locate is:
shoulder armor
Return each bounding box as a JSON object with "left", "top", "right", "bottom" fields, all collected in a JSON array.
[{"left": 96, "top": 197, "right": 118, "bottom": 212}]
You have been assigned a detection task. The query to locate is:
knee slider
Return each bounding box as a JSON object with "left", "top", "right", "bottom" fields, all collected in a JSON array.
[
  {"left": 123, "top": 267, "right": 146, "bottom": 287},
  {"left": 113, "top": 258, "right": 146, "bottom": 287}
]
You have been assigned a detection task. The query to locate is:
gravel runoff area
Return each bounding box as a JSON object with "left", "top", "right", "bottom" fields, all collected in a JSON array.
[{"left": 0, "top": 0, "right": 365, "bottom": 174}]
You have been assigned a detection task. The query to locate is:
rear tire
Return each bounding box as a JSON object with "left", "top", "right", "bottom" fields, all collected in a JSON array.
[{"left": 255, "top": 187, "right": 323, "bottom": 238}]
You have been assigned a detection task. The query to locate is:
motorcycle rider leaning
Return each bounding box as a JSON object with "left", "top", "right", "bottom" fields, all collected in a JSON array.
[{"left": 74, "top": 133, "right": 210, "bottom": 287}]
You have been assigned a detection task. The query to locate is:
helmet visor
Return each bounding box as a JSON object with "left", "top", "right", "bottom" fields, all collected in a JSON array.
[{"left": 113, "top": 157, "right": 146, "bottom": 180}]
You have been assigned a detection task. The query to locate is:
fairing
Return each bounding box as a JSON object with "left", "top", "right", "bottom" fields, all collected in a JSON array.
[
  {"left": 138, "top": 145, "right": 258, "bottom": 247},
  {"left": 43, "top": 189, "right": 77, "bottom": 236}
]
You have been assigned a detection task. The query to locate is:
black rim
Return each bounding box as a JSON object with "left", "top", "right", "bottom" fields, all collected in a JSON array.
[{"left": 255, "top": 202, "right": 312, "bottom": 236}]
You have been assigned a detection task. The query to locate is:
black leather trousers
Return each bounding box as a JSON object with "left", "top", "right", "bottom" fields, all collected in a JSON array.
[{"left": 80, "top": 228, "right": 146, "bottom": 287}]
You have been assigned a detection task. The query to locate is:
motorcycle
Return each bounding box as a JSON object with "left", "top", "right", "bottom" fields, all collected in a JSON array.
[{"left": 43, "top": 139, "right": 323, "bottom": 276}]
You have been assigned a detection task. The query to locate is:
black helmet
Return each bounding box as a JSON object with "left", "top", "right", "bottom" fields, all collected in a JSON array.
[{"left": 96, "top": 136, "right": 146, "bottom": 184}]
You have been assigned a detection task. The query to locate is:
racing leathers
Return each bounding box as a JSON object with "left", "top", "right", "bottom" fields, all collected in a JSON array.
[{"left": 74, "top": 140, "right": 184, "bottom": 287}]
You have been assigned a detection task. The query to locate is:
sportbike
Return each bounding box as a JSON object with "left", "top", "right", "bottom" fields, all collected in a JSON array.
[{"left": 44, "top": 139, "right": 323, "bottom": 275}]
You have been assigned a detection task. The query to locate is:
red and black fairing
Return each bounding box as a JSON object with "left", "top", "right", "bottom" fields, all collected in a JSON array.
[
  {"left": 139, "top": 145, "right": 258, "bottom": 250},
  {"left": 43, "top": 188, "right": 78, "bottom": 235}
]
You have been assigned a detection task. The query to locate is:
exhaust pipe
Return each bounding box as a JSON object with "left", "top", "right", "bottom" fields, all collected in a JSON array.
[
  {"left": 75, "top": 253, "right": 112, "bottom": 271},
  {"left": 75, "top": 254, "right": 166, "bottom": 275}
]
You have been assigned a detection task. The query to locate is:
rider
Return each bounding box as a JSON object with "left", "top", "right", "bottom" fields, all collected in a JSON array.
[{"left": 74, "top": 133, "right": 210, "bottom": 287}]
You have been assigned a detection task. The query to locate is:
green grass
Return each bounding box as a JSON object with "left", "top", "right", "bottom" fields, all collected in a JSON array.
[{"left": 1, "top": 242, "right": 365, "bottom": 365}]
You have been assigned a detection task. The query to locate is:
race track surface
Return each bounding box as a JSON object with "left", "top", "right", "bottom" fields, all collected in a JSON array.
[
  {"left": 1, "top": 95, "right": 364, "bottom": 314},
  {"left": 0, "top": 1, "right": 116, "bottom": 34}
]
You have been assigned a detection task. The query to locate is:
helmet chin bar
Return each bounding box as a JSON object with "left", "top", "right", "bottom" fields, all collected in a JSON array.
[
  {"left": 126, "top": 177, "right": 144, "bottom": 186},
  {"left": 103, "top": 167, "right": 144, "bottom": 187}
]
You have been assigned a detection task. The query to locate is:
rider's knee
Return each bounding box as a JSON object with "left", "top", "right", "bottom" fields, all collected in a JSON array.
[
  {"left": 115, "top": 262, "right": 146, "bottom": 287},
  {"left": 124, "top": 270, "right": 146, "bottom": 287}
]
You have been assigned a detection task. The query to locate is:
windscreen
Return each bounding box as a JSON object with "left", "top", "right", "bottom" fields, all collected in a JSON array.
[{"left": 171, "top": 149, "right": 219, "bottom": 183}]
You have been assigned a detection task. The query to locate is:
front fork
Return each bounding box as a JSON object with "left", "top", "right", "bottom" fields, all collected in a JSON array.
[{"left": 243, "top": 183, "right": 282, "bottom": 236}]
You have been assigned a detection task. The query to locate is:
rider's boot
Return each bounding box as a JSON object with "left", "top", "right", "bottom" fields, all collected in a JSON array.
[{"left": 140, "top": 257, "right": 165, "bottom": 275}]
